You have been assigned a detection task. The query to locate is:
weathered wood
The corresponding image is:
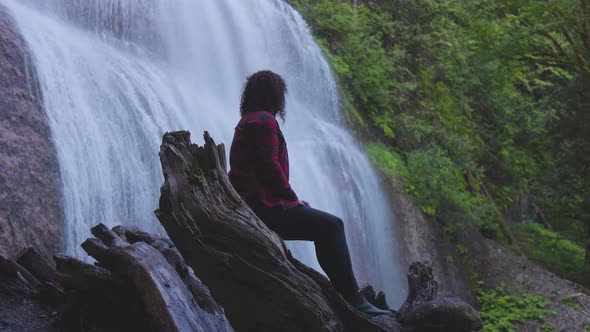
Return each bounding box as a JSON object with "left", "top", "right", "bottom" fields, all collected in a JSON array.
[
  {"left": 396, "top": 262, "right": 438, "bottom": 322},
  {"left": 396, "top": 262, "right": 482, "bottom": 332},
  {"left": 54, "top": 254, "right": 120, "bottom": 291},
  {"left": 288, "top": 252, "right": 402, "bottom": 332},
  {"left": 0, "top": 255, "right": 40, "bottom": 287},
  {"left": 402, "top": 297, "right": 482, "bottom": 332},
  {"left": 112, "top": 225, "right": 229, "bottom": 318},
  {"left": 156, "top": 130, "right": 400, "bottom": 332},
  {"left": 54, "top": 253, "right": 155, "bottom": 331},
  {"left": 81, "top": 223, "right": 234, "bottom": 332},
  {"left": 363, "top": 285, "right": 394, "bottom": 312},
  {"left": 17, "top": 247, "right": 56, "bottom": 282}
]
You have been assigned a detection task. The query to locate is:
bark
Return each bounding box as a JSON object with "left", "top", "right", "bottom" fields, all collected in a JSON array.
[
  {"left": 155, "top": 130, "right": 482, "bottom": 332},
  {"left": 78, "top": 223, "right": 235, "bottom": 332},
  {"left": 17, "top": 248, "right": 56, "bottom": 282},
  {"left": 0, "top": 254, "right": 40, "bottom": 287},
  {"left": 396, "top": 262, "right": 482, "bottom": 332}
]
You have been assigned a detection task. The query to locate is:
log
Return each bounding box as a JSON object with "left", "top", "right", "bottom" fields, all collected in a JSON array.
[
  {"left": 54, "top": 254, "right": 122, "bottom": 291},
  {"left": 77, "top": 223, "right": 234, "bottom": 332},
  {"left": 395, "top": 262, "right": 482, "bottom": 332},
  {"left": 0, "top": 254, "right": 40, "bottom": 287},
  {"left": 17, "top": 247, "right": 56, "bottom": 282},
  {"left": 112, "top": 225, "right": 229, "bottom": 316},
  {"left": 53, "top": 254, "right": 152, "bottom": 331},
  {"left": 155, "top": 130, "right": 482, "bottom": 332},
  {"left": 396, "top": 262, "right": 438, "bottom": 321}
]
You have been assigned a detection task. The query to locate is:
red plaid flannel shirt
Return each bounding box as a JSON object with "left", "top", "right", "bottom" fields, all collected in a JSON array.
[{"left": 228, "top": 110, "right": 299, "bottom": 209}]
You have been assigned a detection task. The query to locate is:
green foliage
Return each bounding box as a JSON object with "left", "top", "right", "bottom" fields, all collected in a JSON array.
[
  {"left": 294, "top": 0, "right": 590, "bottom": 284},
  {"left": 404, "top": 149, "right": 465, "bottom": 216},
  {"left": 293, "top": 0, "right": 411, "bottom": 133},
  {"left": 365, "top": 143, "right": 407, "bottom": 180},
  {"left": 515, "top": 223, "right": 590, "bottom": 286},
  {"left": 560, "top": 297, "right": 581, "bottom": 310},
  {"left": 477, "top": 285, "right": 555, "bottom": 332}
]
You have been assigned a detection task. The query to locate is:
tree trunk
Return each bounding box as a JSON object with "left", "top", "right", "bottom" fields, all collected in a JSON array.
[
  {"left": 155, "top": 130, "right": 481, "bottom": 332},
  {"left": 55, "top": 222, "right": 235, "bottom": 332}
]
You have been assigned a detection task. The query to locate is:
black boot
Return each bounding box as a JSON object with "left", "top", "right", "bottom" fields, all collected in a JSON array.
[{"left": 346, "top": 290, "right": 394, "bottom": 317}]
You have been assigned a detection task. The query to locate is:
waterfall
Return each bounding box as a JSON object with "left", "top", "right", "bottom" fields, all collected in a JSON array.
[{"left": 4, "top": 0, "right": 406, "bottom": 305}]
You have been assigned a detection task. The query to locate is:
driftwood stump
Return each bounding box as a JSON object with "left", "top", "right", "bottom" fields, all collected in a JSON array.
[
  {"left": 155, "top": 130, "right": 482, "bottom": 332},
  {"left": 155, "top": 130, "right": 400, "bottom": 332},
  {"left": 55, "top": 223, "right": 234, "bottom": 332},
  {"left": 396, "top": 262, "right": 482, "bottom": 332}
]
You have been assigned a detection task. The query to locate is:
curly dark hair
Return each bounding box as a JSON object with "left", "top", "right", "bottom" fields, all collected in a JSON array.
[{"left": 240, "top": 70, "right": 287, "bottom": 121}]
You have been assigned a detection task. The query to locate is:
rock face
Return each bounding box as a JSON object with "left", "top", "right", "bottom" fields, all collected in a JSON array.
[
  {"left": 385, "top": 175, "right": 590, "bottom": 330},
  {"left": 387, "top": 178, "right": 476, "bottom": 303},
  {"left": 0, "top": 6, "right": 63, "bottom": 260}
]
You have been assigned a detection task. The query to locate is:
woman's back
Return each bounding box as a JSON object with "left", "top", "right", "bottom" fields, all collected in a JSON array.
[{"left": 228, "top": 110, "right": 298, "bottom": 209}]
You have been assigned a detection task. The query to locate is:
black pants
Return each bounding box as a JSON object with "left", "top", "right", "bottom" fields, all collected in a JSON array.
[{"left": 250, "top": 203, "right": 359, "bottom": 298}]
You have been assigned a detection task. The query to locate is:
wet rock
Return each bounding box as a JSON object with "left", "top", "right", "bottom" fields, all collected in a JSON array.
[
  {"left": 0, "top": 5, "right": 63, "bottom": 260},
  {"left": 387, "top": 178, "right": 476, "bottom": 304}
]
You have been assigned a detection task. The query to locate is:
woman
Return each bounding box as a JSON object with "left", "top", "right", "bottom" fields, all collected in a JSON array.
[{"left": 228, "top": 70, "right": 392, "bottom": 317}]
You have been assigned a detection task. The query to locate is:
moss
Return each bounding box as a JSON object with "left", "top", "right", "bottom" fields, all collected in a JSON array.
[{"left": 187, "top": 168, "right": 204, "bottom": 185}]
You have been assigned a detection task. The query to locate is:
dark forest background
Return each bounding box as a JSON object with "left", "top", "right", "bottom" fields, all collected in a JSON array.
[{"left": 293, "top": 0, "right": 590, "bottom": 329}]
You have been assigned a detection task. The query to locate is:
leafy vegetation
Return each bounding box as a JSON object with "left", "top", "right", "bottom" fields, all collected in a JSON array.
[
  {"left": 515, "top": 223, "right": 590, "bottom": 286},
  {"left": 293, "top": 0, "right": 590, "bottom": 289},
  {"left": 559, "top": 296, "right": 581, "bottom": 310},
  {"left": 294, "top": 1, "right": 590, "bottom": 328},
  {"left": 477, "top": 285, "right": 555, "bottom": 332},
  {"left": 365, "top": 143, "right": 407, "bottom": 180}
]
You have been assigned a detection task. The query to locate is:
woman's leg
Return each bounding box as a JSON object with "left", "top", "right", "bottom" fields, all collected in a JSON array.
[{"left": 252, "top": 204, "right": 359, "bottom": 298}]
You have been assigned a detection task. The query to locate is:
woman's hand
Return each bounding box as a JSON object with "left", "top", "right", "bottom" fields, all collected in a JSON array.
[{"left": 298, "top": 200, "right": 310, "bottom": 206}]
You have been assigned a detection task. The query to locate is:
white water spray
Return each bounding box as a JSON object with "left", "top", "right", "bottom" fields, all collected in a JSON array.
[{"left": 5, "top": 0, "right": 406, "bottom": 305}]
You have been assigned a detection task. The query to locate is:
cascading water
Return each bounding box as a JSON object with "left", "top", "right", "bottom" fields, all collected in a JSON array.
[{"left": 4, "top": 0, "right": 406, "bottom": 305}]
